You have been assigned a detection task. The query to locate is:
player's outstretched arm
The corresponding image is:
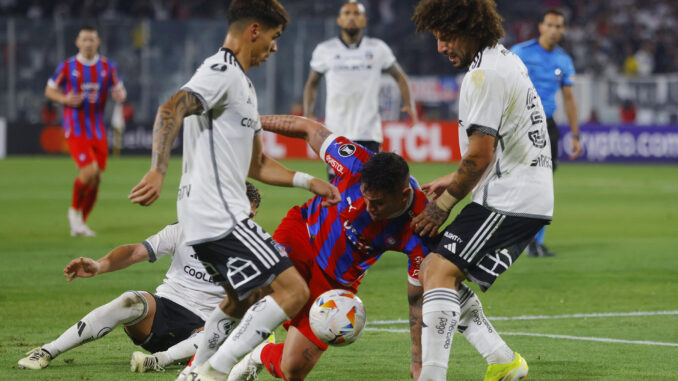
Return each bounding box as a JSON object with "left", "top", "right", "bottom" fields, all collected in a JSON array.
[
  {"left": 412, "top": 129, "right": 496, "bottom": 237},
  {"left": 408, "top": 282, "right": 423, "bottom": 380},
  {"left": 63, "top": 243, "right": 149, "bottom": 282},
  {"left": 129, "top": 90, "right": 203, "bottom": 206},
  {"left": 386, "top": 63, "right": 418, "bottom": 124},
  {"left": 249, "top": 134, "right": 341, "bottom": 207},
  {"left": 260, "top": 115, "right": 332, "bottom": 156}
]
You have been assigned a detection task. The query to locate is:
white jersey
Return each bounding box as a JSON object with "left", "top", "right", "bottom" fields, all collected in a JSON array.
[
  {"left": 143, "top": 223, "right": 226, "bottom": 320},
  {"left": 179, "top": 48, "right": 261, "bottom": 245},
  {"left": 310, "top": 36, "right": 396, "bottom": 143},
  {"left": 458, "top": 44, "right": 554, "bottom": 219}
]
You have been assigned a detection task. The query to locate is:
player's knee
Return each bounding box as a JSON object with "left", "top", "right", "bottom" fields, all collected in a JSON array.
[{"left": 117, "top": 290, "right": 149, "bottom": 325}]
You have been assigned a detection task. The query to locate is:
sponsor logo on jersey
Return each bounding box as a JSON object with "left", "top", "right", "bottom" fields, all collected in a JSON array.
[
  {"left": 443, "top": 231, "right": 463, "bottom": 243},
  {"left": 325, "top": 154, "right": 346, "bottom": 175},
  {"left": 184, "top": 265, "right": 214, "bottom": 283},
  {"left": 338, "top": 144, "right": 356, "bottom": 157},
  {"left": 240, "top": 117, "right": 257, "bottom": 129},
  {"left": 528, "top": 129, "right": 547, "bottom": 148},
  {"left": 365, "top": 51, "right": 374, "bottom": 60},
  {"left": 343, "top": 220, "right": 374, "bottom": 254},
  {"left": 530, "top": 154, "right": 552, "bottom": 168}
]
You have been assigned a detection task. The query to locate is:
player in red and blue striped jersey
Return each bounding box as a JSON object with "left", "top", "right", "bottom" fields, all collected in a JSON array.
[
  {"left": 228, "top": 115, "right": 431, "bottom": 381},
  {"left": 45, "top": 25, "right": 126, "bottom": 236}
]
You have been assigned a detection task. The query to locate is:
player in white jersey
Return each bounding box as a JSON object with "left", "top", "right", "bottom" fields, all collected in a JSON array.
[
  {"left": 18, "top": 183, "right": 262, "bottom": 372},
  {"left": 129, "top": 1, "right": 340, "bottom": 380},
  {"left": 304, "top": 0, "right": 417, "bottom": 165},
  {"left": 411, "top": 0, "right": 554, "bottom": 380}
]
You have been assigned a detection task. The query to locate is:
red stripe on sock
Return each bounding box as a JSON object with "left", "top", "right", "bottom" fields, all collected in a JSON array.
[{"left": 261, "top": 343, "right": 286, "bottom": 379}]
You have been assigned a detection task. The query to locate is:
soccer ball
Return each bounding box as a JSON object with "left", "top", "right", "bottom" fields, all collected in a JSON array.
[{"left": 309, "top": 289, "right": 367, "bottom": 346}]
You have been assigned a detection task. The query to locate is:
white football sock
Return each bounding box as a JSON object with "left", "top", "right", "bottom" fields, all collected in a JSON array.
[
  {"left": 209, "top": 295, "right": 288, "bottom": 374},
  {"left": 419, "top": 288, "right": 460, "bottom": 381},
  {"left": 191, "top": 307, "right": 239, "bottom": 367},
  {"left": 457, "top": 283, "right": 514, "bottom": 364},
  {"left": 42, "top": 291, "right": 147, "bottom": 358},
  {"left": 154, "top": 330, "right": 203, "bottom": 367}
]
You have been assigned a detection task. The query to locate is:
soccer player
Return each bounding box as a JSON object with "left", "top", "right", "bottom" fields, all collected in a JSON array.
[
  {"left": 412, "top": 0, "right": 554, "bottom": 380},
  {"left": 304, "top": 0, "right": 417, "bottom": 177},
  {"left": 17, "top": 183, "right": 261, "bottom": 372},
  {"left": 45, "top": 25, "right": 127, "bottom": 237},
  {"left": 511, "top": 9, "right": 582, "bottom": 257},
  {"left": 129, "top": 1, "right": 340, "bottom": 380},
  {"left": 222, "top": 114, "right": 429, "bottom": 381}
]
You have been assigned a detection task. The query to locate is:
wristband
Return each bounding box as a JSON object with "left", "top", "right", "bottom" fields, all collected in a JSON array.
[
  {"left": 292, "top": 172, "right": 313, "bottom": 190},
  {"left": 435, "top": 190, "right": 459, "bottom": 213}
]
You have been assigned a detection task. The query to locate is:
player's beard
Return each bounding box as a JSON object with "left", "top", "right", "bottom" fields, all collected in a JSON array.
[{"left": 343, "top": 27, "right": 361, "bottom": 38}]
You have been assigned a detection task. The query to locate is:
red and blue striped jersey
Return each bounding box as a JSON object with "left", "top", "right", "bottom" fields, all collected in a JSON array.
[
  {"left": 48, "top": 54, "right": 121, "bottom": 140},
  {"left": 300, "top": 135, "right": 431, "bottom": 286}
]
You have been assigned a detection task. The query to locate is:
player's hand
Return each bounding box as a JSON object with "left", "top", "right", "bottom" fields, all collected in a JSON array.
[
  {"left": 411, "top": 201, "right": 449, "bottom": 238},
  {"left": 421, "top": 174, "right": 454, "bottom": 200},
  {"left": 112, "top": 86, "right": 127, "bottom": 103},
  {"left": 402, "top": 104, "right": 419, "bottom": 124},
  {"left": 569, "top": 137, "right": 582, "bottom": 159},
  {"left": 309, "top": 178, "right": 341, "bottom": 207},
  {"left": 64, "top": 257, "right": 100, "bottom": 281},
  {"left": 63, "top": 91, "right": 85, "bottom": 108},
  {"left": 129, "top": 169, "right": 165, "bottom": 206}
]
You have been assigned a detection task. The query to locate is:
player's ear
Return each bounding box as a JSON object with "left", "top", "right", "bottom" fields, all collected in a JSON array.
[{"left": 248, "top": 22, "right": 261, "bottom": 41}]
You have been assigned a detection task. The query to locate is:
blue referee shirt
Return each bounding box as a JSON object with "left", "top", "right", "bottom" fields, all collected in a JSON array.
[{"left": 511, "top": 39, "right": 575, "bottom": 118}]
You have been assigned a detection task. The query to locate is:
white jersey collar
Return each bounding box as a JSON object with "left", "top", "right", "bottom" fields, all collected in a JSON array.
[{"left": 76, "top": 53, "right": 100, "bottom": 66}]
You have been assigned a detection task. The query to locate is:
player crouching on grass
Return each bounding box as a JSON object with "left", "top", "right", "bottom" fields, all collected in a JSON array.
[{"left": 18, "top": 184, "right": 263, "bottom": 373}]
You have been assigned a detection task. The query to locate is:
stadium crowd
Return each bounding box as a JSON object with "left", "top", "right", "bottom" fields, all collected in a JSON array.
[{"left": 1, "top": 0, "right": 677, "bottom": 75}]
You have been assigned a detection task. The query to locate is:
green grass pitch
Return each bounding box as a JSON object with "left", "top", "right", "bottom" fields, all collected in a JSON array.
[{"left": 0, "top": 157, "right": 677, "bottom": 380}]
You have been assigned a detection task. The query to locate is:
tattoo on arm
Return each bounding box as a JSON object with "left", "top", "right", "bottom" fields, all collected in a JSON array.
[
  {"left": 260, "top": 115, "right": 305, "bottom": 138},
  {"left": 309, "top": 127, "right": 332, "bottom": 154},
  {"left": 446, "top": 129, "right": 495, "bottom": 199},
  {"left": 151, "top": 90, "right": 203, "bottom": 174}
]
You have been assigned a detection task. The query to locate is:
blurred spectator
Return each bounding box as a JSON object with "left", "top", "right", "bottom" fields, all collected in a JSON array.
[{"left": 619, "top": 100, "right": 637, "bottom": 124}]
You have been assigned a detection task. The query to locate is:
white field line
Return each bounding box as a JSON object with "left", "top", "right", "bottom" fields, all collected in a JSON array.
[
  {"left": 365, "top": 310, "right": 678, "bottom": 347},
  {"left": 363, "top": 328, "right": 678, "bottom": 347},
  {"left": 368, "top": 310, "right": 678, "bottom": 325}
]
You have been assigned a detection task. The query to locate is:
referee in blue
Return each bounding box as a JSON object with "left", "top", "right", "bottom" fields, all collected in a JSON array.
[{"left": 512, "top": 8, "right": 582, "bottom": 257}]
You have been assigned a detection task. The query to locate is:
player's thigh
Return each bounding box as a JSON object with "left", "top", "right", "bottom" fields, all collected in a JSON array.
[
  {"left": 421, "top": 252, "right": 465, "bottom": 290},
  {"left": 124, "top": 291, "right": 156, "bottom": 341},
  {"left": 67, "top": 136, "right": 97, "bottom": 171},
  {"left": 91, "top": 137, "right": 108, "bottom": 171},
  {"left": 131, "top": 295, "right": 205, "bottom": 353},
  {"left": 281, "top": 326, "right": 325, "bottom": 378},
  {"left": 193, "top": 219, "right": 295, "bottom": 304}
]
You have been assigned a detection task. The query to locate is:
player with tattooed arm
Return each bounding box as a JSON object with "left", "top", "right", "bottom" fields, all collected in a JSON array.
[
  {"left": 412, "top": 0, "right": 554, "bottom": 380},
  {"left": 129, "top": 1, "right": 340, "bottom": 380}
]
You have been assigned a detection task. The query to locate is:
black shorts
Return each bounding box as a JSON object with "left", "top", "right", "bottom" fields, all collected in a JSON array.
[
  {"left": 547, "top": 117, "right": 560, "bottom": 171},
  {"left": 129, "top": 295, "right": 204, "bottom": 353},
  {"left": 193, "top": 218, "right": 293, "bottom": 301},
  {"left": 435, "top": 203, "right": 548, "bottom": 291}
]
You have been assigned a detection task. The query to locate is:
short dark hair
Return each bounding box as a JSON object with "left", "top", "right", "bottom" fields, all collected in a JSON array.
[
  {"left": 543, "top": 8, "right": 565, "bottom": 23},
  {"left": 361, "top": 152, "right": 410, "bottom": 194},
  {"left": 413, "top": 0, "right": 504, "bottom": 49},
  {"left": 245, "top": 181, "right": 261, "bottom": 209},
  {"left": 228, "top": 0, "right": 290, "bottom": 30},
  {"left": 80, "top": 25, "right": 97, "bottom": 33}
]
